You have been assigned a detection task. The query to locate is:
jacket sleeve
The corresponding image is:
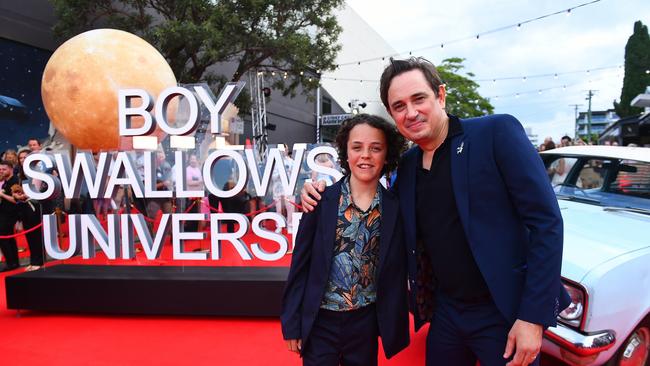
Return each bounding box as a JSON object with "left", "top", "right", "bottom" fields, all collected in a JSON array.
[
  {"left": 280, "top": 203, "right": 320, "bottom": 339},
  {"left": 493, "top": 114, "right": 565, "bottom": 327}
]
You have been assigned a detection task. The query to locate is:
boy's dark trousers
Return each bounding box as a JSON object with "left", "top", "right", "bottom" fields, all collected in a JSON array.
[{"left": 302, "top": 303, "right": 379, "bottom": 366}]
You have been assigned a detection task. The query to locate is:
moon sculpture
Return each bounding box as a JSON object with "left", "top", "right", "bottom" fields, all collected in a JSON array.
[{"left": 41, "top": 29, "right": 177, "bottom": 151}]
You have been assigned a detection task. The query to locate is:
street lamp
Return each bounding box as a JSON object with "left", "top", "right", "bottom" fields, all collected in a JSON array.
[{"left": 348, "top": 99, "right": 367, "bottom": 115}]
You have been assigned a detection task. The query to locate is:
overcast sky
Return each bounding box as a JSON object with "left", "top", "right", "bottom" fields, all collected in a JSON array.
[{"left": 344, "top": 0, "right": 649, "bottom": 142}]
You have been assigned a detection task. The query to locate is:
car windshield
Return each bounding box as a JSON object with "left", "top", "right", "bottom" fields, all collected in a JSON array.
[{"left": 543, "top": 155, "right": 650, "bottom": 212}]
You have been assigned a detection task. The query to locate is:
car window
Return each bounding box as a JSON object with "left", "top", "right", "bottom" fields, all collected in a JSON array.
[
  {"left": 546, "top": 157, "right": 579, "bottom": 186},
  {"left": 576, "top": 159, "right": 608, "bottom": 190},
  {"left": 609, "top": 160, "right": 650, "bottom": 199}
]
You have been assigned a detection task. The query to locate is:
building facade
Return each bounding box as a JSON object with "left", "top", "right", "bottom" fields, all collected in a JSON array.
[{"left": 575, "top": 109, "right": 619, "bottom": 142}]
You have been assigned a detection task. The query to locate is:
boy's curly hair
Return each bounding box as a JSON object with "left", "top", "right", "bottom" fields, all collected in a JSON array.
[{"left": 335, "top": 114, "right": 406, "bottom": 176}]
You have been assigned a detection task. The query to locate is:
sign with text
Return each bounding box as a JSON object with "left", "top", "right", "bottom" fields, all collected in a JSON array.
[{"left": 321, "top": 113, "right": 352, "bottom": 126}]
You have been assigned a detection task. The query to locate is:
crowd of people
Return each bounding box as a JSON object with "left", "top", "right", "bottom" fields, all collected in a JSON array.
[
  {"left": 536, "top": 134, "right": 641, "bottom": 152},
  {"left": 0, "top": 139, "right": 304, "bottom": 272},
  {"left": 0, "top": 138, "right": 48, "bottom": 272}
]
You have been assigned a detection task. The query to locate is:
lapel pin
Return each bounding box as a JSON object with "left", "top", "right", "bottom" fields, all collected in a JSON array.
[{"left": 456, "top": 142, "right": 464, "bottom": 155}]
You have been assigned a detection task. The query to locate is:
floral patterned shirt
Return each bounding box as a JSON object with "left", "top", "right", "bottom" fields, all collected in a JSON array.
[{"left": 321, "top": 177, "right": 382, "bottom": 311}]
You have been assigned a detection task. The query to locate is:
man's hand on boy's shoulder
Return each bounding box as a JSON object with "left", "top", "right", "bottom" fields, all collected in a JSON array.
[{"left": 300, "top": 180, "right": 326, "bottom": 212}]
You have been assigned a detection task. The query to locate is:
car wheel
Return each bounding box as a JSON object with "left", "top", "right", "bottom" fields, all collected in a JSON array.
[{"left": 607, "top": 322, "right": 650, "bottom": 366}]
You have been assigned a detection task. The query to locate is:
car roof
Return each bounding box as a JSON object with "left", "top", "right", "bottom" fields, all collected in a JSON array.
[{"left": 540, "top": 146, "right": 650, "bottom": 163}]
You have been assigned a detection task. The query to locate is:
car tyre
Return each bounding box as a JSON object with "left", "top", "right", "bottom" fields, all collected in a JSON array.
[{"left": 606, "top": 320, "right": 650, "bottom": 366}]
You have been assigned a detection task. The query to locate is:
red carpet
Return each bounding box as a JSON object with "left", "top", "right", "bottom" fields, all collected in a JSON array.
[
  {"left": 2, "top": 224, "right": 563, "bottom": 365},
  {"left": 0, "top": 227, "right": 428, "bottom": 365}
]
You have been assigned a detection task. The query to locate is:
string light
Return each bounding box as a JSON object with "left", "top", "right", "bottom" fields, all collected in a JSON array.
[
  {"left": 517, "top": 24, "right": 521, "bottom": 31},
  {"left": 486, "top": 73, "right": 617, "bottom": 100},
  {"left": 332, "top": 0, "right": 601, "bottom": 67},
  {"left": 245, "top": 63, "right": 619, "bottom": 101},
  {"left": 319, "top": 64, "right": 620, "bottom": 84}
]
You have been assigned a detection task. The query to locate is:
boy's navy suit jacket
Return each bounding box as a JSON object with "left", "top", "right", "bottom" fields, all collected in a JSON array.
[{"left": 281, "top": 179, "right": 410, "bottom": 359}]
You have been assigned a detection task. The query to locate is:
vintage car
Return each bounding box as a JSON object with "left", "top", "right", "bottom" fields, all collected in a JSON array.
[{"left": 540, "top": 146, "right": 650, "bottom": 366}]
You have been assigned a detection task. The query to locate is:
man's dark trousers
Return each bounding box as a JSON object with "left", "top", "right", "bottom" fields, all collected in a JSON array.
[
  {"left": 302, "top": 304, "right": 379, "bottom": 366},
  {"left": 0, "top": 217, "right": 19, "bottom": 268},
  {"left": 426, "top": 293, "right": 540, "bottom": 366}
]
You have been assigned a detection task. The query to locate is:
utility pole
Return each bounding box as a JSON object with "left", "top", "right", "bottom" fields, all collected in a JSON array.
[
  {"left": 569, "top": 104, "right": 583, "bottom": 139},
  {"left": 585, "top": 90, "right": 597, "bottom": 143}
]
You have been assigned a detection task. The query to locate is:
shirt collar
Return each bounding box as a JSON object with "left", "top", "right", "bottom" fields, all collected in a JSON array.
[
  {"left": 447, "top": 113, "right": 463, "bottom": 139},
  {"left": 340, "top": 176, "right": 382, "bottom": 213}
]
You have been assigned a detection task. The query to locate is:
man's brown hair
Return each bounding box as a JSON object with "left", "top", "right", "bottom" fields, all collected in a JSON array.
[{"left": 379, "top": 57, "right": 445, "bottom": 111}]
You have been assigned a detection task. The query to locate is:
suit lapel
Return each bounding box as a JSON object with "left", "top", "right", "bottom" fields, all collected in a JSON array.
[
  {"left": 377, "top": 187, "right": 397, "bottom": 276},
  {"left": 450, "top": 132, "right": 471, "bottom": 236}
]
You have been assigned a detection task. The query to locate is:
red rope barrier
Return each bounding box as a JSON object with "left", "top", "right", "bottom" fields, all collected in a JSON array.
[
  {"left": 128, "top": 205, "right": 158, "bottom": 223},
  {"left": 0, "top": 223, "right": 43, "bottom": 239},
  {"left": 284, "top": 198, "right": 303, "bottom": 211},
  {"left": 207, "top": 203, "right": 222, "bottom": 213},
  {"left": 245, "top": 201, "right": 275, "bottom": 217},
  {"left": 205, "top": 201, "right": 276, "bottom": 217},
  {"left": 183, "top": 199, "right": 198, "bottom": 214}
]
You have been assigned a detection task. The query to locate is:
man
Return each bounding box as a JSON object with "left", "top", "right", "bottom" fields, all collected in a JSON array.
[
  {"left": 560, "top": 136, "right": 572, "bottom": 147},
  {"left": 0, "top": 160, "right": 20, "bottom": 271},
  {"left": 27, "top": 137, "right": 42, "bottom": 152},
  {"left": 302, "top": 57, "right": 569, "bottom": 366}
]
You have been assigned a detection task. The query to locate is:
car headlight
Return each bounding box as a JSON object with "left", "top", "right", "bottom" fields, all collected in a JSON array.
[{"left": 559, "top": 280, "right": 587, "bottom": 328}]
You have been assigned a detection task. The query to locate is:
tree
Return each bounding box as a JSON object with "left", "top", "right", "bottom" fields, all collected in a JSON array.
[
  {"left": 437, "top": 57, "right": 494, "bottom": 118},
  {"left": 614, "top": 20, "right": 650, "bottom": 118},
  {"left": 51, "top": 0, "right": 344, "bottom": 105}
]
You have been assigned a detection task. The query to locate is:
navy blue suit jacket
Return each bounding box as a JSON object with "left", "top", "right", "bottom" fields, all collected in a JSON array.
[
  {"left": 395, "top": 114, "right": 571, "bottom": 331},
  {"left": 281, "top": 179, "right": 410, "bottom": 359}
]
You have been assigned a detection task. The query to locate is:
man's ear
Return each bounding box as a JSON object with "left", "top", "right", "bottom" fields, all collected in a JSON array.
[{"left": 438, "top": 84, "right": 447, "bottom": 109}]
